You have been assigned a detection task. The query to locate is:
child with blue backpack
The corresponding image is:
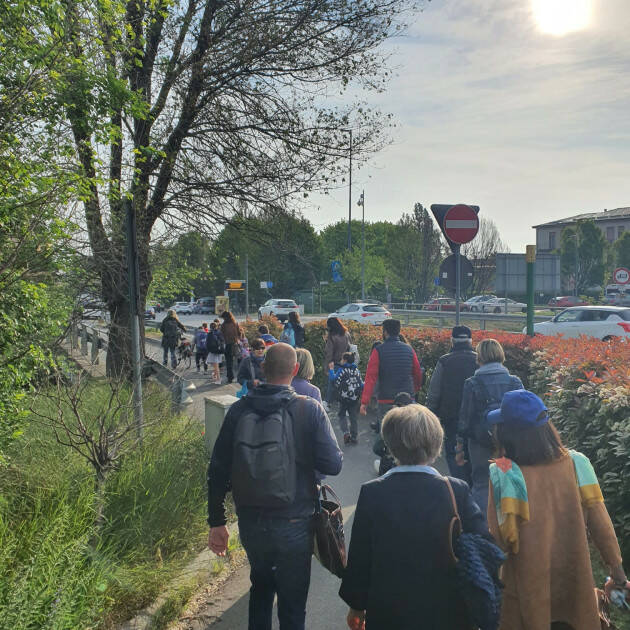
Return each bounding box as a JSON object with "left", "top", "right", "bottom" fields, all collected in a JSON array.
[
  {"left": 331, "top": 352, "right": 363, "bottom": 445},
  {"left": 193, "top": 323, "right": 209, "bottom": 374}
]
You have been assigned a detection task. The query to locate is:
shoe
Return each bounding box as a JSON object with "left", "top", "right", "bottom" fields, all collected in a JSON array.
[
  {"left": 350, "top": 436, "right": 358, "bottom": 444},
  {"left": 196, "top": 367, "right": 200, "bottom": 373},
  {"left": 163, "top": 361, "right": 167, "bottom": 366},
  {"left": 343, "top": 433, "right": 351, "bottom": 445},
  {"left": 214, "top": 378, "right": 222, "bottom": 385},
  {"left": 374, "top": 459, "right": 381, "bottom": 475},
  {"left": 370, "top": 421, "right": 379, "bottom": 433},
  {"left": 322, "top": 401, "right": 330, "bottom": 412}
]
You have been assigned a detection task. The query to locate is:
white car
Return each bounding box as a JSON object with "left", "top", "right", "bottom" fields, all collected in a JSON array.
[
  {"left": 258, "top": 299, "right": 299, "bottom": 322},
  {"left": 529, "top": 306, "right": 630, "bottom": 341},
  {"left": 482, "top": 297, "right": 526, "bottom": 314},
  {"left": 465, "top": 295, "right": 497, "bottom": 312},
  {"left": 172, "top": 301, "right": 194, "bottom": 315},
  {"left": 328, "top": 303, "right": 392, "bottom": 325}
]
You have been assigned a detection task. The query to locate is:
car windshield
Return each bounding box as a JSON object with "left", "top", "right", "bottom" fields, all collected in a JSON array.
[
  {"left": 363, "top": 305, "right": 386, "bottom": 312},
  {"left": 618, "top": 309, "right": 630, "bottom": 321},
  {"left": 277, "top": 301, "right": 295, "bottom": 307}
]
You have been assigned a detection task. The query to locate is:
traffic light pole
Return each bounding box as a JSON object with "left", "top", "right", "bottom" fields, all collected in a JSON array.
[
  {"left": 526, "top": 245, "right": 535, "bottom": 336},
  {"left": 455, "top": 244, "right": 461, "bottom": 326}
]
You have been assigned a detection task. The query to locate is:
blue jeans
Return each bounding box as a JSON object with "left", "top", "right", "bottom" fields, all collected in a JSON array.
[
  {"left": 238, "top": 515, "right": 314, "bottom": 630},
  {"left": 162, "top": 345, "right": 176, "bottom": 368}
]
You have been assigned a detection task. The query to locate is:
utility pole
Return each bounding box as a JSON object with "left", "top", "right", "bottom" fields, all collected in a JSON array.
[
  {"left": 347, "top": 129, "right": 353, "bottom": 251},
  {"left": 358, "top": 190, "right": 365, "bottom": 300},
  {"left": 125, "top": 200, "right": 144, "bottom": 440},
  {"left": 526, "top": 245, "right": 536, "bottom": 336},
  {"left": 245, "top": 253, "right": 249, "bottom": 319}
]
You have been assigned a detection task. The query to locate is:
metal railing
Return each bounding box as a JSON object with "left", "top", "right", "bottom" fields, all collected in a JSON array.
[
  {"left": 69, "top": 321, "right": 196, "bottom": 410},
  {"left": 388, "top": 309, "right": 550, "bottom": 331}
]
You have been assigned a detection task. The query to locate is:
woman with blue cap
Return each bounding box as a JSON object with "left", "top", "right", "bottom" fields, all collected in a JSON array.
[{"left": 487, "top": 389, "right": 628, "bottom": 630}]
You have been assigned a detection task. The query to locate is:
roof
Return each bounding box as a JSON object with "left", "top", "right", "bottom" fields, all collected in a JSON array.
[
  {"left": 533, "top": 206, "right": 630, "bottom": 229},
  {"left": 563, "top": 305, "right": 630, "bottom": 311}
]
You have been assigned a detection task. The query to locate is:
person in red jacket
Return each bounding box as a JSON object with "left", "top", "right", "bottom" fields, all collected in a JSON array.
[{"left": 359, "top": 319, "right": 423, "bottom": 432}]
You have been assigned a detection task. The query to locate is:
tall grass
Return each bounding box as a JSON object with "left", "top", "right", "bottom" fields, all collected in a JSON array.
[{"left": 0, "top": 383, "right": 210, "bottom": 629}]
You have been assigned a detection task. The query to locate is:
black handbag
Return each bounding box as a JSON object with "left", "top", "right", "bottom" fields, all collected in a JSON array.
[{"left": 313, "top": 484, "right": 347, "bottom": 578}]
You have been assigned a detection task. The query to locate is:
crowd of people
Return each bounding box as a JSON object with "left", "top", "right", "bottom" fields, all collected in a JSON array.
[{"left": 200, "top": 314, "right": 629, "bottom": 630}]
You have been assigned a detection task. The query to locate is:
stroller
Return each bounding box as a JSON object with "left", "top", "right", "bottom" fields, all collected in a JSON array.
[{"left": 176, "top": 334, "right": 193, "bottom": 369}]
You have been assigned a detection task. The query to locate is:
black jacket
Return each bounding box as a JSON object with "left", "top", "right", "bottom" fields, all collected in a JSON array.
[
  {"left": 339, "top": 471, "right": 488, "bottom": 630},
  {"left": 236, "top": 355, "right": 264, "bottom": 389},
  {"left": 207, "top": 384, "right": 342, "bottom": 526},
  {"left": 160, "top": 315, "right": 186, "bottom": 348},
  {"left": 426, "top": 344, "right": 478, "bottom": 434}
]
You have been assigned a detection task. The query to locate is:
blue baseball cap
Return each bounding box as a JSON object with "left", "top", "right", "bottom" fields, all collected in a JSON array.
[{"left": 487, "top": 390, "right": 549, "bottom": 427}]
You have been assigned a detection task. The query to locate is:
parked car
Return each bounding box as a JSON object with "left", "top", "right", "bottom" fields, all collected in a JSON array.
[
  {"left": 258, "top": 299, "right": 299, "bottom": 322},
  {"left": 193, "top": 297, "right": 215, "bottom": 314},
  {"left": 424, "top": 298, "right": 469, "bottom": 312},
  {"left": 172, "top": 301, "right": 194, "bottom": 315},
  {"left": 464, "top": 295, "right": 497, "bottom": 312},
  {"left": 612, "top": 293, "right": 630, "bottom": 307},
  {"left": 327, "top": 302, "right": 391, "bottom": 325},
  {"left": 481, "top": 297, "right": 527, "bottom": 313},
  {"left": 144, "top": 306, "right": 156, "bottom": 319},
  {"left": 548, "top": 296, "right": 589, "bottom": 308},
  {"left": 528, "top": 306, "right": 630, "bottom": 341}
]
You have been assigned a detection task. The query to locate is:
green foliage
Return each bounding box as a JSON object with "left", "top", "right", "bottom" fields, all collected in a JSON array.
[
  {"left": 148, "top": 243, "right": 201, "bottom": 306},
  {"left": 0, "top": 383, "right": 210, "bottom": 628},
  {"left": 614, "top": 231, "right": 630, "bottom": 269},
  {"left": 337, "top": 249, "right": 387, "bottom": 300},
  {"left": 560, "top": 220, "right": 608, "bottom": 292}
]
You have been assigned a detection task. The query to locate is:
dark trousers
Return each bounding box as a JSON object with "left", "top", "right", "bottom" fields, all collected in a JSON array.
[
  {"left": 224, "top": 342, "right": 235, "bottom": 382},
  {"left": 338, "top": 399, "right": 359, "bottom": 438},
  {"left": 195, "top": 350, "right": 208, "bottom": 371},
  {"left": 468, "top": 438, "right": 493, "bottom": 517},
  {"left": 238, "top": 515, "right": 314, "bottom": 630},
  {"left": 444, "top": 434, "right": 472, "bottom": 486}
]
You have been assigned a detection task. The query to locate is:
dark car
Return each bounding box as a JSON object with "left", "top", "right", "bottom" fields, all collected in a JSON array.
[
  {"left": 144, "top": 306, "right": 156, "bottom": 319},
  {"left": 193, "top": 297, "right": 215, "bottom": 314}
]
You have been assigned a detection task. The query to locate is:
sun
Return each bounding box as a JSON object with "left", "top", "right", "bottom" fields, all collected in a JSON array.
[{"left": 532, "top": 0, "right": 593, "bottom": 36}]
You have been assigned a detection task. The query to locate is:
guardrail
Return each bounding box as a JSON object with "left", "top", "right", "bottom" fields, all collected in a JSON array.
[
  {"left": 388, "top": 309, "right": 550, "bottom": 331},
  {"left": 70, "top": 321, "right": 196, "bottom": 410}
]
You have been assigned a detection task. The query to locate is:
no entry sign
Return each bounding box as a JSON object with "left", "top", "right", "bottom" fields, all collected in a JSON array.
[
  {"left": 443, "top": 204, "right": 479, "bottom": 244},
  {"left": 613, "top": 267, "right": 630, "bottom": 285}
]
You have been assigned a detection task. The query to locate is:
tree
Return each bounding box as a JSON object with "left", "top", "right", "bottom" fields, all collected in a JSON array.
[
  {"left": 337, "top": 249, "right": 387, "bottom": 301},
  {"left": 615, "top": 232, "right": 630, "bottom": 270},
  {"left": 29, "top": 0, "right": 414, "bottom": 377},
  {"left": 461, "top": 218, "right": 508, "bottom": 296},
  {"left": 560, "top": 220, "right": 607, "bottom": 293}
]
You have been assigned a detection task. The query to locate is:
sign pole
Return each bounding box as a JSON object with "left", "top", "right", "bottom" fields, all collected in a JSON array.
[
  {"left": 455, "top": 244, "right": 461, "bottom": 326},
  {"left": 526, "top": 245, "right": 536, "bottom": 336},
  {"left": 245, "top": 253, "right": 249, "bottom": 319}
]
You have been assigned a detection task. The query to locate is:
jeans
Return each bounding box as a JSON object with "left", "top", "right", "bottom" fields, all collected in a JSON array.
[
  {"left": 324, "top": 365, "right": 341, "bottom": 403},
  {"left": 195, "top": 350, "right": 208, "bottom": 371},
  {"left": 444, "top": 434, "right": 472, "bottom": 486},
  {"left": 162, "top": 345, "right": 176, "bottom": 368},
  {"left": 238, "top": 515, "right": 314, "bottom": 630},
  {"left": 338, "top": 399, "right": 359, "bottom": 438},
  {"left": 224, "top": 342, "right": 235, "bottom": 382},
  {"left": 468, "top": 438, "right": 493, "bottom": 518}
]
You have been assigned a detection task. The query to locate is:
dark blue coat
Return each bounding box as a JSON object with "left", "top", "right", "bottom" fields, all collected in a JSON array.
[{"left": 339, "top": 471, "right": 488, "bottom": 630}]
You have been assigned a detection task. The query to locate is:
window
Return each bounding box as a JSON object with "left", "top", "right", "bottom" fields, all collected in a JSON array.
[
  {"left": 548, "top": 231, "right": 556, "bottom": 250},
  {"left": 619, "top": 310, "right": 630, "bottom": 321},
  {"left": 618, "top": 226, "right": 625, "bottom": 239},
  {"left": 337, "top": 304, "right": 350, "bottom": 313},
  {"left": 346, "top": 304, "right": 360, "bottom": 312},
  {"left": 579, "top": 310, "right": 609, "bottom": 322},
  {"left": 556, "top": 310, "right": 582, "bottom": 322},
  {"left": 277, "top": 301, "right": 296, "bottom": 307},
  {"left": 364, "top": 305, "right": 387, "bottom": 312},
  {"left": 606, "top": 226, "right": 615, "bottom": 242}
]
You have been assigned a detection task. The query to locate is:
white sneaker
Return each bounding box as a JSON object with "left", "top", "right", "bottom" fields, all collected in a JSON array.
[
  {"left": 322, "top": 401, "right": 330, "bottom": 412},
  {"left": 374, "top": 459, "right": 381, "bottom": 475}
]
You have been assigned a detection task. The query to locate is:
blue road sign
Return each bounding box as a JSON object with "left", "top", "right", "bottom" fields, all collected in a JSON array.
[{"left": 434, "top": 277, "right": 440, "bottom": 286}]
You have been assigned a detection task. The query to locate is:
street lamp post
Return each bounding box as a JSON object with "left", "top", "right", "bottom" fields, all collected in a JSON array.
[
  {"left": 357, "top": 190, "right": 365, "bottom": 300},
  {"left": 568, "top": 232, "right": 579, "bottom": 296},
  {"left": 347, "top": 129, "right": 352, "bottom": 251}
]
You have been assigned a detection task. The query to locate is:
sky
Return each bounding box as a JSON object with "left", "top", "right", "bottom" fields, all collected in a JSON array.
[{"left": 303, "top": 0, "right": 630, "bottom": 252}]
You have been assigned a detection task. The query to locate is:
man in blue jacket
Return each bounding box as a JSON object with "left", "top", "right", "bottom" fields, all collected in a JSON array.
[{"left": 207, "top": 342, "right": 343, "bottom": 630}]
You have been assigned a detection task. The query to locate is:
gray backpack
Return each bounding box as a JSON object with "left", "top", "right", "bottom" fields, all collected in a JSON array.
[{"left": 231, "top": 396, "right": 307, "bottom": 508}]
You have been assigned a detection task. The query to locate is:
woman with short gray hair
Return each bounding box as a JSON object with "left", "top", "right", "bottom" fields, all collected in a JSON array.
[{"left": 340, "top": 404, "right": 487, "bottom": 630}]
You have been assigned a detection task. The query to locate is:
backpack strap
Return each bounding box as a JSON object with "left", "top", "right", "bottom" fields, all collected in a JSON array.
[{"left": 442, "top": 477, "right": 462, "bottom": 566}]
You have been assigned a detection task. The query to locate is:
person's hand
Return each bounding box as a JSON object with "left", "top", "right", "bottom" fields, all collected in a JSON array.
[
  {"left": 208, "top": 526, "right": 229, "bottom": 556},
  {"left": 359, "top": 404, "right": 367, "bottom": 416},
  {"left": 253, "top": 379, "right": 261, "bottom": 386},
  {"left": 455, "top": 440, "right": 467, "bottom": 466},
  {"left": 347, "top": 609, "right": 366, "bottom": 630},
  {"left": 328, "top": 362, "right": 334, "bottom": 370}
]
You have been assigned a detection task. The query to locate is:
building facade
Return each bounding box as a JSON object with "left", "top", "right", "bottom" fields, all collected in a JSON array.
[{"left": 534, "top": 206, "right": 630, "bottom": 253}]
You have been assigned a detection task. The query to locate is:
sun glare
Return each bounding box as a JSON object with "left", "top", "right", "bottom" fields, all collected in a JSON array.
[{"left": 532, "top": 0, "right": 593, "bottom": 36}]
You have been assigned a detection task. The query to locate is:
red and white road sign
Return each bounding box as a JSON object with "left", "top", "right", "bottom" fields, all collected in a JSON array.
[
  {"left": 613, "top": 267, "right": 630, "bottom": 285},
  {"left": 443, "top": 204, "right": 479, "bottom": 244}
]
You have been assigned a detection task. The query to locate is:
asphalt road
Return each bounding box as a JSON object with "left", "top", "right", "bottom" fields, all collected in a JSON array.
[{"left": 190, "top": 409, "right": 448, "bottom": 630}]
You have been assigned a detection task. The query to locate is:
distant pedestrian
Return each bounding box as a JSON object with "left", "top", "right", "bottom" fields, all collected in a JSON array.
[
  {"left": 281, "top": 311, "right": 305, "bottom": 347},
  {"left": 258, "top": 324, "right": 278, "bottom": 347},
  {"left": 220, "top": 311, "right": 240, "bottom": 384},
  {"left": 323, "top": 317, "right": 352, "bottom": 411},
  {"left": 487, "top": 389, "right": 628, "bottom": 630},
  {"left": 359, "top": 319, "right": 423, "bottom": 432},
  {"left": 426, "top": 325, "right": 477, "bottom": 483},
  {"left": 291, "top": 348, "right": 322, "bottom": 403},
  {"left": 237, "top": 338, "right": 265, "bottom": 391},
  {"left": 206, "top": 322, "right": 225, "bottom": 384},
  {"left": 333, "top": 352, "right": 363, "bottom": 445},
  {"left": 457, "top": 338, "right": 523, "bottom": 513},
  {"left": 193, "top": 322, "right": 210, "bottom": 374},
  {"left": 208, "top": 343, "right": 343, "bottom": 630},
  {"left": 373, "top": 391, "right": 414, "bottom": 476},
  {"left": 340, "top": 404, "right": 488, "bottom": 630},
  {"left": 160, "top": 309, "right": 186, "bottom": 368}
]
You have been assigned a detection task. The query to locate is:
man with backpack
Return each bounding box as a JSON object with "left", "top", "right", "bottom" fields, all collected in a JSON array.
[
  {"left": 193, "top": 323, "right": 210, "bottom": 374},
  {"left": 160, "top": 309, "right": 186, "bottom": 368},
  {"left": 207, "top": 343, "right": 343, "bottom": 629}
]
